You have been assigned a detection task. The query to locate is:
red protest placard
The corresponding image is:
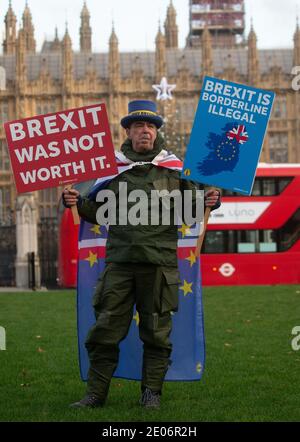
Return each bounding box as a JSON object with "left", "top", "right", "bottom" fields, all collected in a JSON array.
[{"left": 4, "top": 103, "right": 118, "bottom": 193}]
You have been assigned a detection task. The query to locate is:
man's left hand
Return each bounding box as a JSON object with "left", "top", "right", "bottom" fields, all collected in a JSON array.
[{"left": 204, "top": 189, "right": 220, "bottom": 208}]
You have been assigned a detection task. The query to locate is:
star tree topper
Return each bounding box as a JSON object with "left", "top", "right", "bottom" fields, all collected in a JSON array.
[{"left": 152, "top": 77, "right": 176, "bottom": 101}]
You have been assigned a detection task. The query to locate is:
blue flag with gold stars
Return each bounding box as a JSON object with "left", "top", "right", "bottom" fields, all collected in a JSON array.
[
  {"left": 182, "top": 76, "right": 275, "bottom": 195},
  {"left": 77, "top": 222, "right": 205, "bottom": 381}
]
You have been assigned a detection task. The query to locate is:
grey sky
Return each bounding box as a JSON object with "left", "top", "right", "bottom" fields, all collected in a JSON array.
[{"left": 0, "top": 0, "right": 299, "bottom": 52}]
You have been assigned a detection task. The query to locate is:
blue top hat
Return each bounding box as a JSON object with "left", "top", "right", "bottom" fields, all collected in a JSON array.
[{"left": 120, "top": 100, "right": 164, "bottom": 129}]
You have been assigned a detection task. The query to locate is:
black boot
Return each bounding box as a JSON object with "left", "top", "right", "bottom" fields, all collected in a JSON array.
[
  {"left": 139, "top": 388, "right": 160, "bottom": 409},
  {"left": 70, "top": 394, "right": 104, "bottom": 409}
]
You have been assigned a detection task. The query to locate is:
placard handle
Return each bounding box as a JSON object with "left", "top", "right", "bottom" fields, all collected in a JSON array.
[
  {"left": 66, "top": 185, "right": 80, "bottom": 225},
  {"left": 195, "top": 207, "right": 211, "bottom": 256}
]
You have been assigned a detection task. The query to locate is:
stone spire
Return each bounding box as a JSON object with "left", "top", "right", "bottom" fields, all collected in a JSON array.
[
  {"left": 293, "top": 17, "right": 300, "bottom": 67},
  {"left": 15, "top": 28, "right": 27, "bottom": 118},
  {"left": 3, "top": 1, "right": 17, "bottom": 55},
  {"left": 51, "top": 26, "right": 61, "bottom": 51},
  {"left": 22, "top": 1, "right": 36, "bottom": 53},
  {"left": 155, "top": 23, "right": 166, "bottom": 81},
  {"left": 80, "top": 1, "right": 92, "bottom": 52},
  {"left": 202, "top": 26, "right": 213, "bottom": 77},
  {"left": 164, "top": 0, "right": 178, "bottom": 49},
  {"left": 108, "top": 24, "right": 120, "bottom": 91},
  {"left": 62, "top": 24, "right": 73, "bottom": 97},
  {"left": 247, "top": 20, "right": 260, "bottom": 85},
  {"left": 16, "top": 29, "right": 26, "bottom": 90}
]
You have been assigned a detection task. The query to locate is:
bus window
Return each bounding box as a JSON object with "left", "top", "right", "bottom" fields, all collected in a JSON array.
[
  {"left": 238, "top": 243, "right": 255, "bottom": 252},
  {"left": 277, "top": 177, "right": 292, "bottom": 194},
  {"left": 278, "top": 208, "right": 300, "bottom": 251},
  {"left": 251, "top": 179, "right": 261, "bottom": 196},
  {"left": 227, "top": 230, "right": 236, "bottom": 253},
  {"left": 237, "top": 231, "right": 257, "bottom": 253},
  {"left": 247, "top": 178, "right": 265, "bottom": 196},
  {"left": 204, "top": 231, "right": 225, "bottom": 253},
  {"left": 259, "top": 230, "right": 277, "bottom": 252},
  {"left": 248, "top": 177, "right": 292, "bottom": 196},
  {"left": 263, "top": 178, "right": 276, "bottom": 196},
  {"left": 203, "top": 230, "right": 237, "bottom": 253}
]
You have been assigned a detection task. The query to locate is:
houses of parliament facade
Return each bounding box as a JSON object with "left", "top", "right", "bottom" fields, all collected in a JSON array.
[{"left": 0, "top": 0, "right": 299, "bottom": 285}]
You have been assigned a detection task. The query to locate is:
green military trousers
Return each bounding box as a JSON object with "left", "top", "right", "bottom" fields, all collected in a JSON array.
[{"left": 85, "top": 262, "right": 179, "bottom": 400}]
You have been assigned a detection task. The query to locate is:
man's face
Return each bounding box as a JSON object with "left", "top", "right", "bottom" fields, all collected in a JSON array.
[{"left": 126, "top": 121, "right": 158, "bottom": 153}]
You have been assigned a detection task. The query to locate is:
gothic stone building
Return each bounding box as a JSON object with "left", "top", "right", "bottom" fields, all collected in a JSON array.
[{"left": 0, "top": 1, "right": 299, "bottom": 285}]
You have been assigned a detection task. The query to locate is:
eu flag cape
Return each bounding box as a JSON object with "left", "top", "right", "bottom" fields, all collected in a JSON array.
[{"left": 77, "top": 150, "right": 205, "bottom": 381}]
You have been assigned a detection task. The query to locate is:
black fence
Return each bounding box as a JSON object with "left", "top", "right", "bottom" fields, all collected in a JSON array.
[
  {"left": 38, "top": 217, "right": 59, "bottom": 288},
  {"left": 0, "top": 222, "right": 16, "bottom": 287},
  {"left": 0, "top": 217, "right": 59, "bottom": 288},
  {"left": 27, "top": 251, "right": 37, "bottom": 290}
]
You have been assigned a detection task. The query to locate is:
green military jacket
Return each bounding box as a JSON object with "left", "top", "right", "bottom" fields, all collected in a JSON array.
[{"left": 77, "top": 134, "right": 220, "bottom": 266}]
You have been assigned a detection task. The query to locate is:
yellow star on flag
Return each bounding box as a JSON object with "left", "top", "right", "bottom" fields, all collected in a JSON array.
[
  {"left": 85, "top": 250, "right": 98, "bottom": 268},
  {"left": 90, "top": 225, "right": 101, "bottom": 235},
  {"left": 180, "top": 280, "right": 193, "bottom": 296},
  {"left": 186, "top": 250, "right": 197, "bottom": 267},
  {"left": 133, "top": 311, "right": 139, "bottom": 326},
  {"left": 196, "top": 362, "right": 202, "bottom": 373},
  {"left": 178, "top": 224, "right": 192, "bottom": 238}
]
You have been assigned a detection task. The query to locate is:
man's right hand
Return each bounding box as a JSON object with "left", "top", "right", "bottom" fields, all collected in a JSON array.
[{"left": 63, "top": 188, "right": 80, "bottom": 208}]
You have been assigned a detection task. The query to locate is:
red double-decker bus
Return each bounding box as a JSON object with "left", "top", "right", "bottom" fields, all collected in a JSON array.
[
  {"left": 202, "top": 163, "right": 300, "bottom": 285},
  {"left": 58, "top": 164, "right": 300, "bottom": 287}
]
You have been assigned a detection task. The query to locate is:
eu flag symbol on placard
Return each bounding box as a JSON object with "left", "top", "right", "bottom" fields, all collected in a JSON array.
[
  {"left": 182, "top": 76, "right": 275, "bottom": 195},
  {"left": 198, "top": 123, "right": 249, "bottom": 175}
]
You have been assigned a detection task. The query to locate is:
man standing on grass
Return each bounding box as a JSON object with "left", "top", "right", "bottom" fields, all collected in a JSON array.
[{"left": 63, "top": 100, "right": 220, "bottom": 409}]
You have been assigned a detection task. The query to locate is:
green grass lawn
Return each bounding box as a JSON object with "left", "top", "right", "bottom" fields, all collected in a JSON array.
[{"left": 0, "top": 285, "right": 300, "bottom": 422}]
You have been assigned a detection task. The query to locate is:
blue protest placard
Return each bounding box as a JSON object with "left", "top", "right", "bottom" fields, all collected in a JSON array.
[{"left": 182, "top": 76, "right": 275, "bottom": 195}]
